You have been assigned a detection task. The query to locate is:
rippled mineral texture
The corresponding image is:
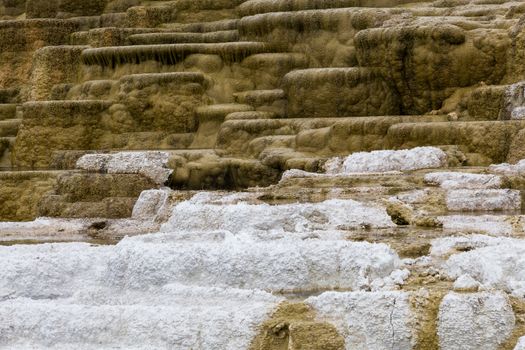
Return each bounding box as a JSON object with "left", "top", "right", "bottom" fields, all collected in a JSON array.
[{"left": 3, "top": 0, "right": 525, "bottom": 349}]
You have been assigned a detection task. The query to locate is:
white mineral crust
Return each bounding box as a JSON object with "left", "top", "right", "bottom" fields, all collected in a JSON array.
[{"left": 438, "top": 292, "right": 515, "bottom": 350}]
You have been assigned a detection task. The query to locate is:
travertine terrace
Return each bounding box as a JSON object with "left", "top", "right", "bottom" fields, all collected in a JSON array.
[{"left": 2, "top": 0, "right": 525, "bottom": 349}]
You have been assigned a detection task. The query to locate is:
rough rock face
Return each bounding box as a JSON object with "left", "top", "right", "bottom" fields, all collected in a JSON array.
[{"left": 2, "top": 0, "right": 525, "bottom": 348}]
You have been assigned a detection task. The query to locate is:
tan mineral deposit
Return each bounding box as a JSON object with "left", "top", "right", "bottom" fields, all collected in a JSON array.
[{"left": 2, "top": 0, "right": 525, "bottom": 349}]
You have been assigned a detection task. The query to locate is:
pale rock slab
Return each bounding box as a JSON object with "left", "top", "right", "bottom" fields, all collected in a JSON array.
[
  {"left": 0, "top": 218, "right": 89, "bottom": 242},
  {"left": 131, "top": 188, "right": 170, "bottom": 220},
  {"left": 161, "top": 197, "right": 395, "bottom": 235},
  {"left": 0, "top": 243, "right": 112, "bottom": 299},
  {"left": 424, "top": 172, "right": 502, "bottom": 189},
  {"left": 490, "top": 159, "right": 525, "bottom": 175},
  {"left": 108, "top": 238, "right": 407, "bottom": 292},
  {"left": 446, "top": 189, "right": 521, "bottom": 211},
  {"left": 76, "top": 151, "right": 172, "bottom": 184},
  {"left": 392, "top": 189, "right": 431, "bottom": 204},
  {"left": 0, "top": 217, "right": 162, "bottom": 243},
  {"left": 438, "top": 292, "right": 515, "bottom": 350},
  {"left": 0, "top": 237, "right": 406, "bottom": 298},
  {"left": 0, "top": 284, "right": 281, "bottom": 350},
  {"left": 443, "top": 239, "right": 525, "bottom": 296},
  {"left": 306, "top": 291, "right": 414, "bottom": 350},
  {"left": 439, "top": 215, "right": 513, "bottom": 236},
  {"left": 325, "top": 147, "right": 447, "bottom": 174},
  {"left": 430, "top": 234, "right": 518, "bottom": 258}
]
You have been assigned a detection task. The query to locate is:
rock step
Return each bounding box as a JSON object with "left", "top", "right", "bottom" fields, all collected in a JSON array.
[
  {"left": 225, "top": 111, "right": 277, "bottom": 120},
  {"left": 69, "top": 27, "right": 172, "bottom": 47},
  {"left": 64, "top": 72, "right": 208, "bottom": 101},
  {"left": 14, "top": 101, "right": 114, "bottom": 168},
  {"left": 234, "top": 89, "right": 286, "bottom": 116},
  {"left": 119, "top": 71, "right": 208, "bottom": 87},
  {"left": 191, "top": 104, "right": 254, "bottom": 149},
  {"left": 439, "top": 214, "right": 525, "bottom": 236},
  {"left": 0, "top": 170, "right": 63, "bottom": 221},
  {"left": 0, "top": 136, "right": 16, "bottom": 168},
  {"left": 197, "top": 103, "right": 254, "bottom": 121},
  {"left": 81, "top": 42, "right": 275, "bottom": 67},
  {"left": 39, "top": 195, "right": 139, "bottom": 219},
  {"left": 217, "top": 114, "right": 450, "bottom": 155},
  {"left": 125, "top": 5, "right": 178, "bottom": 28},
  {"left": 446, "top": 189, "right": 521, "bottom": 212},
  {"left": 0, "top": 286, "right": 280, "bottom": 350},
  {"left": 0, "top": 104, "right": 17, "bottom": 121},
  {"left": 0, "top": 119, "right": 21, "bottom": 137},
  {"left": 466, "top": 82, "right": 525, "bottom": 121},
  {"left": 238, "top": 7, "right": 388, "bottom": 40},
  {"left": 52, "top": 172, "right": 158, "bottom": 202},
  {"left": 241, "top": 53, "right": 309, "bottom": 89},
  {"left": 0, "top": 237, "right": 402, "bottom": 297},
  {"left": 0, "top": 88, "right": 19, "bottom": 104},
  {"left": 61, "top": 79, "right": 119, "bottom": 101},
  {"left": 237, "top": 0, "right": 429, "bottom": 16},
  {"left": 170, "top": 19, "right": 239, "bottom": 33},
  {"left": 283, "top": 68, "right": 400, "bottom": 118},
  {"left": 128, "top": 30, "right": 240, "bottom": 44},
  {"left": 385, "top": 120, "right": 525, "bottom": 165},
  {"left": 424, "top": 171, "right": 503, "bottom": 190},
  {"left": 248, "top": 135, "right": 297, "bottom": 156},
  {"left": 20, "top": 100, "right": 113, "bottom": 120},
  {"left": 233, "top": 89, "right": 285, "bottom": 106}
]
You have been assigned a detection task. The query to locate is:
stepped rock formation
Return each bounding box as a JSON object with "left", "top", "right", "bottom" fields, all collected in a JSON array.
[{"left": 3, "top": 0, "right": 525, "bottom": 349}]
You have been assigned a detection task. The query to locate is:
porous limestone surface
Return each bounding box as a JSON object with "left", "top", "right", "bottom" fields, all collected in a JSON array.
[
  {"left": 424, "top": 172, "right": 502, "bottom": 189},
  {"left": 76, "top": 152, "right": 172, "bottom": 185},
  {"left": 326, "top": 147, "right": 447, "bottom": 174},
  {"left": 438, "top": 292, "right": 515, "bottom": 350},
  {"left": 446, "top": 189, "right": 521, "bottom": 211},
  {"left": 306, "top": 291, "right": 414, "bottom": 350},
  {"left": 0, "top": 284, "right": 281, "bottom": 350},
  {"left": 161, "top": 193, "right": 395, "bottom": 235},
  {"left": 0, "top": 236, "right": 406, "bottom": 298}
]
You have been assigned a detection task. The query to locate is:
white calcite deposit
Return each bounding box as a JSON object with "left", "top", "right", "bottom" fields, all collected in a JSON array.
[
  {"left": 161, "top": 196, "right": 395, "bottom": 235},
  {"left": 424, "top": 172, "right": 502, "bottom": 189},
  {"left": 0, "top": 236, "right": 406, "bottom": 299},
  {"left": 76, "top": 151, "right": 172, "bottom": 184},
  {"left": 326, "top": 147, "right": 447, "bottom": 174},
  {"left": 443, "top": 239, "right": 525, "bottom": 296},
  {"left": 306, "top": 291, "right": 414, "bottom": 350},
  {"left": 445, "top": 189, "right": 521, "bottom": 211},
  {"left": 438, "top": 292, "right": 515, "bottom": 350},
  {"left": 0, "top": 284, "right": 281, "bottom": 349}
]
